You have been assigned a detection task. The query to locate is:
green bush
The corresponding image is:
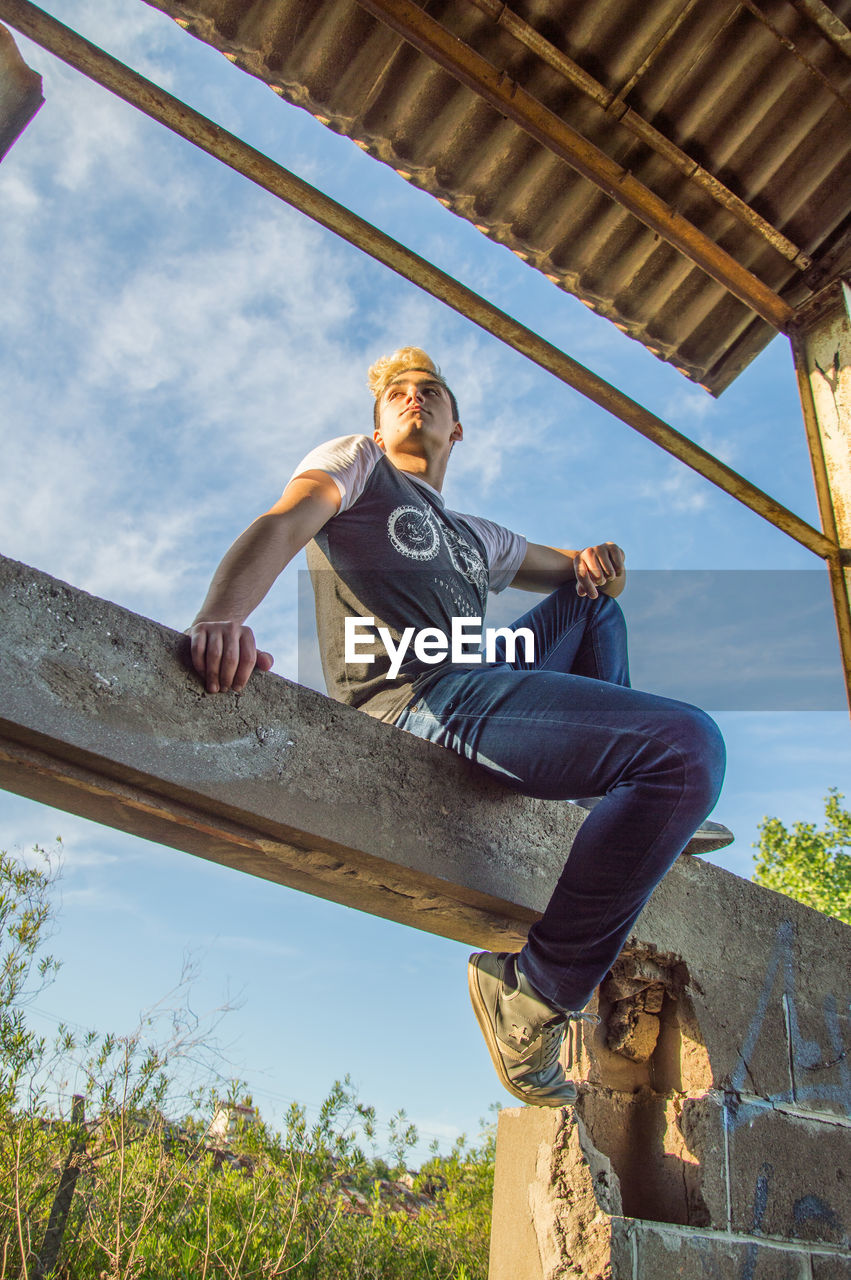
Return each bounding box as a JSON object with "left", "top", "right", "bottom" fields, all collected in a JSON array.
[{"left": 752, "top": 789, "right": 851, "bottom": 925}]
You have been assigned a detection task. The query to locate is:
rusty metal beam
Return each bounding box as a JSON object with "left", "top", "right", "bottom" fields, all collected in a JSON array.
[
  {"left": 0, "top": 0, "right": 833, "bottom": 558},
  {"left": 355, "top": 0, "right": 794, "bottom": 332},
  {"left": 787, "top": 0, "right": 851, "bottom": 62},
  {"left": 740, "top": 0, "right": 851, "bottom": 113},
  {"left": 465, "top": 0, "right": 811, "bottom": 270},
  {"left": 607, "top": 0, "right": 704, "bottom": 106},
  {"left": 790, "top": 279, "right": 851, "bottom": 715}
]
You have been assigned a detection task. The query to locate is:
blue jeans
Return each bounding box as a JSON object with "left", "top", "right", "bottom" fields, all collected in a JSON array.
[{"left": 395, "top": 584, "right": 726, "bottom": 1012}]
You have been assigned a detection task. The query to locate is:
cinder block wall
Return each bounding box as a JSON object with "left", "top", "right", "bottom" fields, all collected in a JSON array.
[{"left": 490, "top": 864, "right": 851, "bottom": 1279}]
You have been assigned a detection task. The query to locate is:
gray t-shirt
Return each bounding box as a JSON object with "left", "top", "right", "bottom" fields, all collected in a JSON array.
[{"left": 290, "top": 435, "right": 527, "bottom": 722}]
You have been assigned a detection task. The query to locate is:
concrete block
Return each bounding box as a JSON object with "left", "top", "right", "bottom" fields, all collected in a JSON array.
[
  {"left": 490, "top": 1106, "right": 622, "bottom": 1280},
  {"left": 577, "top": 902, "right": 851, "bottom": 1134},
  {"left": 606, "top": 1218, "right": 635, "bottom": 1279},
  {"left": 728, "top": 1109, "right": 851, "bottom": 1248},
  {"left": 787, "top": 1000, "right": 851, "bottom": 1120},
  {"left": 578, "top": 1086, "right": 709, "bottom": 1227},
  {"left": 679, "top": 1094, "right": 851, "bottom": 1246},
  {"left": 631, "top": 1223, "right": 807, "bottom": 1279},
  {"left": 676, "top": 1094, "right": 728, "bottom": 1231},
  {"left": 490, "top": 1108, "right": 550, "bottom": 1280},
  {"left": 635, "top": 868, "right": 851, "bottom": 1111},
  {"left": 701, "top": 991, "right": 792, "bottom": 1102}
]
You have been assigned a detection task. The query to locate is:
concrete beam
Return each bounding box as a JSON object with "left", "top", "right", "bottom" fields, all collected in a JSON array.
[
  {"left": 0, "top": 553, "right": 595, "bottom": 949},
  {"left": 0, "top": 556, "right": 818, "bottom": 980}
]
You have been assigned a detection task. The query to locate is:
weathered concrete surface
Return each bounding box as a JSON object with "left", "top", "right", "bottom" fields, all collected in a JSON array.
[
  {"left": 487, "top": 1111, "right": 848, "bottom": 1279},
  {"left": 491, "top": 1111, "right": 851, "bottom": 1279},
  {"left": 0, "top": 553, "right": 737, "bottom": 954},
  {"left": 618, "top": 882, "right": 851, "bottom": 1103},
  {"left": 811, "top": 1255, "right": 851, "bottom": 1279},
  {"left": 680, "top": 1096, "right": 851, "bottom": 1247},
  {"left": 0, "top": 553, "right": 590, "bottom": 950},
  {"left": 576, "top": 1084, "right": 710, "bottom": 1229},
  {"left": 571, "top": 914, "right": 851, "bottom": 1247},
  {"left": 626, "top": 1223, "right": 811, "bottom": 1279},
  {"left": 0, "top": 22, "right": 43, "bottom": 161},
  {"left": 490, "top": 872, "right": 851, "bottom": 1276},
  {"left": 489, "top": 1108, "right": 625, "bottom": 1280}
]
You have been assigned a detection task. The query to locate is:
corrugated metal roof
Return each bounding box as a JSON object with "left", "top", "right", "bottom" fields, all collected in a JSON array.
[{"left": 143, "top": 0, "right": 851, "bottom": 393}]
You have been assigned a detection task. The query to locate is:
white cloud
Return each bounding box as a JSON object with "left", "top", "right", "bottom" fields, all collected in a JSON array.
[
  {"left": 0, "top": 166, "right": 39, "bottom": 212},
  {"left": 9, "top": 39, "right": 169, "bottom": 203},
  {"left": 82, "top": 213, "right": 360, "bottom": 438},
  {"left": 662, "top": 385, "right": 717, "bottom": 427},
  {"left": 202, "top": 934, "right": 301, "bottom": 961},
  {"left": 0, "top": 52, "right": 383, "bottom": 623},
  {"left": 80, "top": 507, "right": 208, "bottom": 613},
  {"left": 0, "top": 814, "right": 118, "bottom": 870},
  {"left": 59, "top": 884, "right": 132, "bottom": 911},
  {"left": 638, "top": 464, "right": 710, "bottom": 515}
]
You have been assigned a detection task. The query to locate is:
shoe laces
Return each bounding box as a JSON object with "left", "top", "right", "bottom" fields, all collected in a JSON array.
[
  {"left": 531, "top": 1010, "right": 600, "bottom": 1077},
  {"left": 540, "top": 1018, "right": 568, "bottom": 1073}
]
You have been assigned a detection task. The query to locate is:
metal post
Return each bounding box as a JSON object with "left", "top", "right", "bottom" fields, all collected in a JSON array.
[
  {"left": 34, "top": 1095, "right": 86, "bottom": 1280},
  {"left": 790, "top": 280, "right": 851, "bottom": 715}
]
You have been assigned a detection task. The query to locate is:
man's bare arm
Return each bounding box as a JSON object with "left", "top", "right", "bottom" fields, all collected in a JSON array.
[
  {"left": 511, "top": 541, "right": 626, "bottom": 599},
  {"left": 189, "top": 470, "right": 340, "bottom": 693}
]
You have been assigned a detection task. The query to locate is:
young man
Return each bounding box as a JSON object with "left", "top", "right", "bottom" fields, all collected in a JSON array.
[{"left": 189, "top": 346, "right": 726, "bottom": 1107}]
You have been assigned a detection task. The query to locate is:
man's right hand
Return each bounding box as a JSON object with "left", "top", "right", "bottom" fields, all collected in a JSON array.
[
  {"left": 188, "top": 621, "right": 274, "bottom": 694},
  {"left": 186, "top": 470, "right": 340, "bottom": 693}
]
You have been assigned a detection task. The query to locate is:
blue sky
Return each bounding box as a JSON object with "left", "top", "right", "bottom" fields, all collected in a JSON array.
[{"left": 1, "top": 0, "right": 849, "bottom": 1161}]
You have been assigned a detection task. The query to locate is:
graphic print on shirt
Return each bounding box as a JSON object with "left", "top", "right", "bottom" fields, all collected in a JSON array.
[
  {"left": 442, "top": 525, "right": 489, "bottom": 601},
  {"left": 433, "top": 574, "right": 480, "bottom": 619},
  {"left": 387, "top": 503, "right": 442, "bottom": 561}
]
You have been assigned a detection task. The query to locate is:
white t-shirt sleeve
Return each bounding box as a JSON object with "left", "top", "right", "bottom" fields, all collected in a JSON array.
[
  {"left": 459, "top": 513, "right": 527, "bottom": 593},
  {"left": 287, "top": 435, "right": 383, "bottom": 511}
]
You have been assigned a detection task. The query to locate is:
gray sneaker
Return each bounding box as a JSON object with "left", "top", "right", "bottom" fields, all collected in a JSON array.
[
  {"left": 467, "top": 951, "right": 584, "bottom": 1107},
  {"left": 682, "top": 818, "right": 735, "bottom": 855}
]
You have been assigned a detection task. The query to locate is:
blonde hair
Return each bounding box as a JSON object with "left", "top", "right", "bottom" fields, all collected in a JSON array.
[{"left": 367, "top": 346, "right": 457, "bottom": 422}]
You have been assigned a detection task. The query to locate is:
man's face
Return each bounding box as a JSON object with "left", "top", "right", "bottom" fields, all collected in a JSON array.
[{"left": 374, "top": 369, "right": 462, "bottom": 454}]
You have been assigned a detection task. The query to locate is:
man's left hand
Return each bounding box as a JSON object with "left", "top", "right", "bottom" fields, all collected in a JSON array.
[{"left": 573, "top": 543, "right": 625, "bottom": 599}]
